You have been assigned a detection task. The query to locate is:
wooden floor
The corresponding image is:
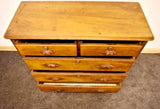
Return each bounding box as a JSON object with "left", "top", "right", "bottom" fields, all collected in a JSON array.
[{"left": 0, "top": 51, "right": 160, "bottom": 109}]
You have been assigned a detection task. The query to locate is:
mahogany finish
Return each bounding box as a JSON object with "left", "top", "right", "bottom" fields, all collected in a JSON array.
[
  {"left": 80, "top": 42, "right": 143, "bottom": 57},
  {"left": 38, "top": 83, "right": 121, "bottom": 93},
  {"left": 15, "top": 40, "right": 77, "bottom": 56},
  {"left": 24, "top": 57, "right": 134, "bottom": 72},
  {"left": 4, "top": 1, "right": 154, "bottom": 92},
  {"left": 32, "top": 71, "right": 127, "bottom": 83},
  {"left": 4, "top": 1, "right": 153, "bottom": 41}
]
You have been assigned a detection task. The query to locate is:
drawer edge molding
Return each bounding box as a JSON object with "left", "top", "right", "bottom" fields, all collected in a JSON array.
[
  {"left": 38, "top": 82, "right": 121, "bottom": 92},
  {"left": 31, "top": 71, "right": 127, "bottom": 83},
  {"left": 14, "top": 41, "right": 77, "bottom": 56},
  {"left": 24, "top": 57, "right": 135, "bottom": 72},
  {"left": 80, "top": 43, "right": 143, "bottom": 57}
]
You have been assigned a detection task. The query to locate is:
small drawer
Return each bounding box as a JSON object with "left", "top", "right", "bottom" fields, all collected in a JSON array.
[
  {"left": 80, "top": 41, "right": 143, "bottom": 56},
  {"left": 14, "top": 40, "right": 77, "bottom": 56},
  {"left": 24, "top": 57, "right": 134, "bottom": 72},
  {"left": 38, "top": 82, "right": 121, "bottom": 92},
  {"left": 32, "top": 71, "right": 127, "bottom": 83}
]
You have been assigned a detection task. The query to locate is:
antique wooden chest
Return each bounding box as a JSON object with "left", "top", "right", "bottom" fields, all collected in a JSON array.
[{"left": 4, "top": 1, "right": 154, "bottom": 92}]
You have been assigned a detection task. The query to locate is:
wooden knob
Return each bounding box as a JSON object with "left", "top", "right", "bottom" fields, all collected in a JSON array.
[
  {"left": 40, "top": 46, "right": 55, "bottom": 55},
  {"left": 43, "top": 63, "right": 60, "bottom": 68},
  {"left": 100, "top": 78, "right": 112, "bottom": 82},
  {"left": 101, "top": 46, "right": 116, "bottom": 56},
  {"left": 93, "top": 78, "right": 112, "bottom": 82},
  {"left": 76, "top": 60, "right": 81, "bottom": 63},
  {"left": 48, "top": 77, "right": 63, "bottom": 81},
  {"left": 108, "top": 46, "right": 113, "bottom": 50},
  {"left": 96, "top": 64, "right": 114, "bottom": 69},
  {"left": 52, "top": 77, "right": 60, "bottom": 81}
]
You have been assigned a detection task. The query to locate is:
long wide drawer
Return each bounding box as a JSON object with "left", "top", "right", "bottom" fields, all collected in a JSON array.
[
  {"left": 15, "top": 40, "right": 77, "bottom": 56},
  {"left": 38, "top": 82, "right": 121, "bottom": 92},
  {"left": 24, "top": 57, "right": 134, "bottom": 72},
  {"left": 32, "top": 71, "right": 127, "bottom": 83},
  {"left": 80, "top": 41, "right": 143, "bottom": 56}
]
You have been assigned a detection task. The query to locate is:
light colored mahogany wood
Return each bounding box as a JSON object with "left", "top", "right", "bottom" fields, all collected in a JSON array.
[
  {"left": 80, "top": 42, "right": 143, "bottom": 56},
  {"left": 15, "top": 40, "right": 77, "bottom": 56},
  {"left": 23, "top": 57, "right": 134, "bottom": 72},
  {"left": 31, "top": 71, "right": 127, "bottom": 83},
  {"left": 2, "top": 46, "right": 160, "bottom": 53},
  {"left": 135, "top": 41, "right": 147, "bottom": 59},
  {"left": 38, "top": 82, "right": 121, "bottom": 92},
  {"left": 4, "top": 1, "right": 154, "bottom": 93},
  {"left": 4, "top": 1, "right": 153, "bottom": 41}
]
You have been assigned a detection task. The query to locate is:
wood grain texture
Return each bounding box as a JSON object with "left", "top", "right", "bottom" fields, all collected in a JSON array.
[
  {"left": 23, "top": 57, "right": 134, "bottom": 72},
  {"left": 15, "top": 41, "right": 77, "bottom": 56},
  {"left": 81, "top": 42, "right": 143, "bottom": 56},
  {"left": 31, "top": 71, "right": 127, "bottom": 83},
  {"left": 4, "top": 1, "right": 153, "bottom": 41},
  {"left": 38, "top": 83, "right": 121, "bottom": 92},
  {"left": 1, "top": 46, "right": 159, "bottom": 53}
]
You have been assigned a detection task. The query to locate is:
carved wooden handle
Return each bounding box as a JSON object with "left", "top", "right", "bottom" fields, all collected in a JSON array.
[
  {"left": 52, "top": 77, "right": 60, "bottom": 81},
  {"left": 93, "top": 78, "right": 112, "bottom": 82},
  {"left": 48, "top": 77, "right": 63, "bottom": 81},
  {"left": 43, "top": 63, "right": 60, "bottom": 68},
  {"left": 100, "top": 78, "right": 112, "bottom": 82},
  {"left": 101, "top": 47, "right": 116, "bottom": 56},
  {"left": 96, "top": 64, "right": 114, "bottom": 69},
  {"left": 40, "top": 46, "right": 55, "bottom": 55}
]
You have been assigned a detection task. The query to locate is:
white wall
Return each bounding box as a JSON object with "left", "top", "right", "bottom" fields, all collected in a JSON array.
[{"left": 0, "top": 0, "right": 159, "bottom": 48}]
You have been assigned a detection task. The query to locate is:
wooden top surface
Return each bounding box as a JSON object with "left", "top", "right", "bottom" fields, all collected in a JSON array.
[{"left": 4, "top": 1, "right": 154, "bottom": 41}]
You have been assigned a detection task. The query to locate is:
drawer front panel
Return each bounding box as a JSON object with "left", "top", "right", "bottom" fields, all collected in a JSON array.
[
  {"left": 32, "top": 71, "right": 127, "bottom": 83},
  {"left": 15, "top": 42, "right": 77, "bottom": 56},
  {"left": 80, "top": 43, "right": 143, "bottom": 56},
  {"left": 38, "top": 83, "right": 121, "bottom": 92},
  {"left": 24, "top": 57, "right": 134, "bottom": 72}
]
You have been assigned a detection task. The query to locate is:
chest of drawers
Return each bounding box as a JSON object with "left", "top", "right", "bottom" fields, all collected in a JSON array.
[{"left": 4, "top": 1, "right": 154, "bottom": 93}]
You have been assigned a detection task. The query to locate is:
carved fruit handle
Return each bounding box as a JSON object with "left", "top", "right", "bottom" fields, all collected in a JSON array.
[
  {"left": 43, "top": 63, "right": 60, "bottom": 68},
  {"left": 101, "top": 47, "right": 116, "bottom": 56},
  {"left": 40, "top": 46, "right": 55, "bottom": 55},
  {"left": 96, "top": 64, "right": 114, "bottom": 69}
]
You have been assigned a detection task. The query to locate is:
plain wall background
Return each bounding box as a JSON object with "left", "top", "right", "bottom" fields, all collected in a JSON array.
[{"left": 0, "top": 0, "right": 160, "bottom": 49}]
